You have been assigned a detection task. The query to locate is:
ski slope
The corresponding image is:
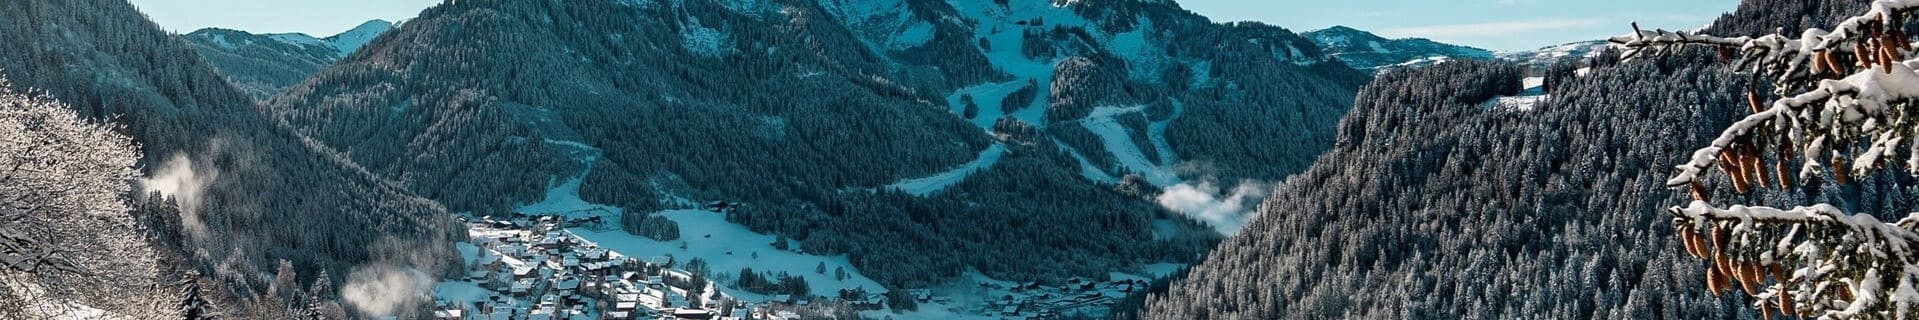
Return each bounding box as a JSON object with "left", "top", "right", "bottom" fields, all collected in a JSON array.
[
  {"left": 1079, "top": 106, "right": 1179, "bottom": 186},
  {"left": 515, "top": 139, "right": 618, "bottom": 218},
  {"left": 948, "top": 80, "right": 1047, "bottom": 130},
  {"left": 1146, "top": 99, "right": 1185, "bottom": 165},
  {"left": 889, "top": 143, "right": 1008, "bottom": 196}
]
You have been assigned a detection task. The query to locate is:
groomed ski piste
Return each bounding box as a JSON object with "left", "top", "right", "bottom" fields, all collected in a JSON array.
[{"left": 889, "top": 0, "right": 1205, "bottom": 194}]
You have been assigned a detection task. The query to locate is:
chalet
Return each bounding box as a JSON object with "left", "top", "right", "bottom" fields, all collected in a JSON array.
[
  {"left": 509, "top": 279, "right": 536, "bottom": 297},
  {"left": 705, "top": 201, "right": 732, "bottom": 212},
  {"left": 512, "top": 266, "right": 537, "bottom": 281},
  {"left": 477, "top": 254, "right": 504, "bottom": 271},
  {"left": 910, "top": 290, "right": 932, "bottom": 303},
  {"left": 580, "top": 248, "right": 608, "bottom": 261},
  {"left": 637, "top": 288, "right": 667, "bottom": 307},
  {"left": 672, "top": 308, "right": 718, "bottom": 320},
  {"left": 527, "top": 308, "right": 553, "bottom": 320},
  {"left": 663, "top": 270, "right": 694, "bottom": 284},
  {"left": 431, "top": 308, "right": 463, "bottom": 320},
  {"left": 849, "top": 298, "right": 884, "bottom": 310},
  {"left": 555, "top": 277, "right": 581, "bottom": 296}
]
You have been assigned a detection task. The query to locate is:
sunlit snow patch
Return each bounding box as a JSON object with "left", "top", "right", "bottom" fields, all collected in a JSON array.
[
  {"left": 1485, "top": 76, "right": 1549, "bottom": 112},
  {"left": 569, "top": 210, "right": 889, "bottom": 301}
]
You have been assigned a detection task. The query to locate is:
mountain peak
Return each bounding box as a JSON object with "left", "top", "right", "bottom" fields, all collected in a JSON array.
[
  {"left": 1316, "top": 25, "right": 1366, "bottom": 34},
  {"left": 322, "top": 19, "right": 395, "bottom": 57}
]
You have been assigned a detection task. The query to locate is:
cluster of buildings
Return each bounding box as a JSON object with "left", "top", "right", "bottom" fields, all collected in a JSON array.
[
  {"left": 424, "top": 211, "right": 1161, "bottom": 320},
  {"left": 965, "top": 277, "right": 1150, "bottom": 319},
  {"left": 431, "top": 215, "right": 746, "bottom": 320}
]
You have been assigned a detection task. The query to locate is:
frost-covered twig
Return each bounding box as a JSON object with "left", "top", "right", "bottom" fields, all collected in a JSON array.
[
  {"left": 1669, "top": 201, "right": 1919, "bottom": 318},
  {"left": 1628, "top": 1, "right": 1919, "bottom": 318},
  {"left": 1615, "top": 1, "right": 1919, "bottom": 90}
]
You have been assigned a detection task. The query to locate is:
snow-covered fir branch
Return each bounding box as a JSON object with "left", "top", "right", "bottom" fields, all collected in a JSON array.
[{"left": 1621, "top": 0, "right": 1919, "bottom": 318}]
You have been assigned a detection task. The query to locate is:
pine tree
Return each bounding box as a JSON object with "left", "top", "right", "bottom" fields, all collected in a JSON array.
[
  {"left": 1624, "top": 1, "right": 1919, "bottom": 316},
  {"left": 178, "top": 273, "right": 216, "bottom": 320}
]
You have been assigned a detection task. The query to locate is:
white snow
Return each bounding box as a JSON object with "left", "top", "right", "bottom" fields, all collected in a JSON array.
[
  {"left": 888, "top": 143, "right": 1008, "bottom": 196},
  {"left": 569, "top": 210, "right": 888, "bottom": 301},
  {"left": 267, "top": 33, "right": 327, "bottom": 48},
  {"left": 948, "top": 80, "right": 1045, "bottom": 129},
  {"left": 1078, "top": 106, "right": 1178, "bottom": 186},
  {"left": 432, "top": 281, "right": 494, "bottom": 305},
  {"left": 1496, "top": 40, "right": 1608, "bottom": 67},
  {"left": 1483, "top": 76, "right": 1550, "bottom": 112},
  {"left": 1105, "top": 18, "right": 1170, "bottom": 81},
  {"left": 208, "top": 34, "right": 238, "bottom": 49},
  {"left": 324, "top": 20, "right": 394, "bottom": 57},
  {"left": 946, "top": 0, "right": 1095, "bottom": 125},
  {"left": 262, "top": 20, "right": 394, "bottom": 58},
  {"left": 1146, "top": 100, "right": 1184, "bottom": 165},
  {"left": 1367, "top": 41, "right": 1391, "bottom": 53},
  {"left": 517, "top": 140, "right": 619, "bottom": 218}
]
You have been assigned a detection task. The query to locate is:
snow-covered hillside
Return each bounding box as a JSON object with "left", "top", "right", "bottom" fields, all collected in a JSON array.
[
  {"left": 1303, "top": 26, "right": 1494, "bottom": 70},
  {"left": 1497, "top": 40, "right": 1610, "bottom": 69},
  {"left": 321, "top": 19, "right": 397, "bottom": 57},
  {"left": 184, "top": 19, "right": 398, "bottom": 100}
]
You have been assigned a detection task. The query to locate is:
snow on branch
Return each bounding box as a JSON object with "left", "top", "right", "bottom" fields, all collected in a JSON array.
[
  {"left": 1613, "top": 0, "right": 1919, "bottom": 88},
  {"left": 1623, "top": 0, "right": 1919, "bottom": 201},
  {"left": 1669, "top": 201, "right": 1919, "bottom": 318},
  {"left": 1628, "top": 1, "right": 1919, "bottom": 318}
]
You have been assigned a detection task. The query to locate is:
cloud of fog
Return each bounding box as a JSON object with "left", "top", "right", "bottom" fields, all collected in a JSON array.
[
  {"left": 1156, "top": 180, "right": 1270, "bottom": 236},
  {"left": 341, "top": 263, "right": 433, "bottom": 317},
  {"left": 139, "top": 153, "right": 216, "bottom": 239}
]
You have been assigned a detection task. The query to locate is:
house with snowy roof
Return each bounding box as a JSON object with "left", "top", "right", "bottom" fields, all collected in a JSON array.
[{"left": 431, "top": 308, "right": 463, "bottom": 320}]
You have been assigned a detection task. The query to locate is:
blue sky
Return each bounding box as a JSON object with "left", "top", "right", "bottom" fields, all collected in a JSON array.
[
  {"left": 128, "top": 0, "right": 1737, "bottom": 51},
  {"left": 1182, "top": 0, "right": 1740, "bottom": 51}
]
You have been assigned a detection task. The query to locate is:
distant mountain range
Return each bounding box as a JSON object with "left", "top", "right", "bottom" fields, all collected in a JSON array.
[
  {"left": 1303, "top": 26, "right": 1495, "bottom": 70},
  {"left": 1303, "top": 25, "right": 1610, "bottom": 71},
  {"left": 183, "top": 20, "right": 395, "bottom": 101}
]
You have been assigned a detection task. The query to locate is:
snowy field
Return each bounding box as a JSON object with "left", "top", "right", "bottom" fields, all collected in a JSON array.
[
  {"left": 1485, "top": 76, "right": 1549, "bottom": 111},
  {"left": 569, "top": 210, "right": 888, "bottom": 302}
]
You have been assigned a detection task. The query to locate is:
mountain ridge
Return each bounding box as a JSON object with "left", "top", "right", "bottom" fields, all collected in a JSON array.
[
  {"left": 1303, "top": 25, "right": 1495, "bottom": 70},
  {"left": 184, "top": 19, "right": 396, "bottom": 101}
]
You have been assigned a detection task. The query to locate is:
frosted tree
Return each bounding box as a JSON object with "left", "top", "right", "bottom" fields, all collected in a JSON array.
[
  {"left": 0, "top": 76, "right": 177, "bottom": 318},
  {"left": 1621, "top": 0, "right": 1919, "bottom": 318}
]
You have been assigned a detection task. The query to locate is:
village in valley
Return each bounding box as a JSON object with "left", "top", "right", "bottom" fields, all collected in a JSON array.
[{"left": 424, "top": 202, "right": 1178, "bottom": 320}]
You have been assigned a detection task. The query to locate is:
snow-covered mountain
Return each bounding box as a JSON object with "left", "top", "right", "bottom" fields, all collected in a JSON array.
[
  {"left": 1497, "top": 40, "right": 1611, "bottom": 69},
  {"left": 268, "top": 0, "right": 1367, "bottom": 295},
  {"left": 184, "top": 20, "right": 396, "bottom": 101},
  {"left": 318, "top": 19, "right": 395, "bottom": 56},
  {"left": 1303, "top": 25, "right": 1495, "bottom": 70},
  {"left": 1143, "top": 1, "right": 1881, "bottom": 319}
]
